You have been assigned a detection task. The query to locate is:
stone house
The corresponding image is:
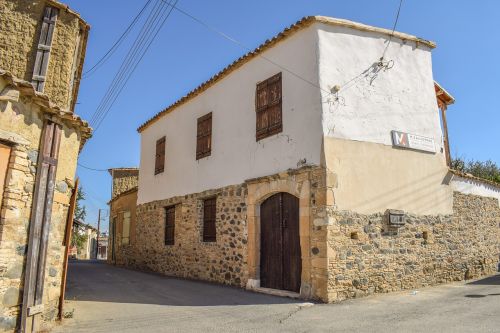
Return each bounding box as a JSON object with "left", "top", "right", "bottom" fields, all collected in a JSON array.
[
  {"left": 107, "top": 168, "right": 138, "bottom": 266},
  {"left": 0, "top": 1, "right": 90, "bottom": 332},
  {"left": 122, "top": 16, "right": 498, "bottom": 302}
]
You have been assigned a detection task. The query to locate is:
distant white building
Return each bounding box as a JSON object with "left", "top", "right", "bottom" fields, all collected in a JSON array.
[{"left": 73, "top": 220, "right": 97, "bottom": 260}]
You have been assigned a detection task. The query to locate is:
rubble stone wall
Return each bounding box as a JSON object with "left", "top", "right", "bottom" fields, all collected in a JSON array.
[
  {"left": 326, "top": 191, "right": 500, "bottom": 302},
  {"left": 131, "top": 184, "right": 249, "bottom": 287},
  {"left": 108, "top": 189, "right": 138, "bottom": 265},
  {"left": 0, "top": 0, "right": 88, "bottom": 110},
  {"left": 111, "top": 170, "right": 139, "bottom": 199},
  {"left": 0, "top": 96, "right": 80, "bottom": 332}
]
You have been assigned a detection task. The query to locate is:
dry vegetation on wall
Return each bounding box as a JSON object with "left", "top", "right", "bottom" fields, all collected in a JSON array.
[{"left": 451, "top": 157, "right": 500, "bottom": 184}]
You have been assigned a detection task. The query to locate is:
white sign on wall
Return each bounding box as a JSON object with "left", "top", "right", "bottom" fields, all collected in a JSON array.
[{"left": 391, "top": 130, "right": 436, "bottom": 153}]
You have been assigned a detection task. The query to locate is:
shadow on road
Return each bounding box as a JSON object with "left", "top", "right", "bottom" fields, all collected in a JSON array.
[
  {"left": 65, "top": 260, "right": 302, "bottom": 307},
  {"left": 466, "top": 274, "right": 500, "bottom": 286}
]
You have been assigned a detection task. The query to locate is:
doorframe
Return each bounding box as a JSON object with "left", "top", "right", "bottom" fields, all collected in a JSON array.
[{"left": 246, "top": 176, "right": 312, "bottom": 298}]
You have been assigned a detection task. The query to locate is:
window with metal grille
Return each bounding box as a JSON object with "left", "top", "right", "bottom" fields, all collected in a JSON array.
[
  {"left": 196, "top": 112, "right": 212, "bottom": 159},
  {"left": 202, "top": 197, "right": 216, "bottom": 242},
  {"left": 165, "top": 206, "right": 175, "bottom": 245},
  {"left": 155, "top": 136, "right": 165, "bottom": 175},
  {"left": 256, "top": 72, "right": 282, "bottom": 141}
]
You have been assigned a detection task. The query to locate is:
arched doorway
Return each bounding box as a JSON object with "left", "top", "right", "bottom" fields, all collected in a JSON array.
[{"left": 260, "top": 192, "right": 301, "bottom": 292}]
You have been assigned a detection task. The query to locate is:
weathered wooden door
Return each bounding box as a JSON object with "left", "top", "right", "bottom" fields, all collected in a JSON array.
[{"left": 260, "top": 192, "right": 301, "bottom": 292}]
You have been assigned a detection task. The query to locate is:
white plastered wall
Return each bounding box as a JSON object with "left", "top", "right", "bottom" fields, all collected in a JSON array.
[
  {"left": 138, "top": 26, "right": 323, "bottom": 204},
  {"left": 317, "top": 23, "right": 453, "bottom": 215},
  {"left": 451, "top": 176, "right": 500, "bottom": 205}
]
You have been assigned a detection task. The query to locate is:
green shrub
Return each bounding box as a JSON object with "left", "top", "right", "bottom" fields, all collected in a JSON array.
[{"left": 451, "top": 157, "right": 500, "bottom": 184}]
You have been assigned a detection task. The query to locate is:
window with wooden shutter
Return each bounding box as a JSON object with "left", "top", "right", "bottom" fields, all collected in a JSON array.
[
  {"left": 256, "top": 72, "right": 282, "bottom": 141},
  {"left": 32, "top": 6, "right": 59, "bottom": 92},
  {"left": 122, "top": 211, "right": 130, "bottom": 245},
  {"left": 196, "top": 112, "right": 212, "bottom": 159},
  {"left": 155, "top": 137, "right": 165, "bottom": 175},
  {"left": 202, "top": 197, "right": 216, "bottom": 242},
  {"left": 165, "top": 206, "right": 175, "bottom": 245}
]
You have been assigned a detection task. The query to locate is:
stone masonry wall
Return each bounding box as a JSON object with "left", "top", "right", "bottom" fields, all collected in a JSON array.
[
  {"left": 130, "top": 184, "right": 248, "bottom": 287},
  {"left": 326, "top": 191, "right": 500, "bottom": 302},
  {"left": 245, "top": 166, "right": 330, "bottom": 301},
  {"left": 109, "top": 189, "right": 138, "bottom": 265},
  {"left": 0, "top": 0, "right": 88, "bottom": 110},
  {"left": 111, "top": 169, "right": 139, "bottom": 199},
  {"left": 0, "top": 97, "right": 81, "bottom": 331}
]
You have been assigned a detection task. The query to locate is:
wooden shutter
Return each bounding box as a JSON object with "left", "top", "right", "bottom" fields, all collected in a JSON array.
[
  {"left": 165, "top": 206, "right": 175, "bottom": 245},
  {"left": 32, "top": 6, "right": 59, "bottom": 92},
  {"left": 122, "top": 211, "right": 130, "bottom": 245},
  {"left": 196, "top": 112, "right": 212, "bottom": 159},
  {"left": 203, "top": 197, "right": 217, "bottom": 242},
  {"left": 256, "top": 72, "right": 282, "bottom": 141},
  {"left": 21, "top": 120, "right": 62, "bottom": 331},
  {"left": 155, "top": 137, "right": 165, "bottom": 175}
]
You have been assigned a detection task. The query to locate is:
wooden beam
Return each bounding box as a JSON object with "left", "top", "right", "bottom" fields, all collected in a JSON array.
[
  {"left": 59, "top": 178, "right": 79, "bottom": 320},
  {"left": 20, "top": 121, "right": 62, "bottom": 332}
]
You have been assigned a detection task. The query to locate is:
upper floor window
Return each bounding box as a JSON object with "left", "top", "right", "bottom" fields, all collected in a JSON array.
[
  {"left": 256, "top": 72, "right": 282, "bottom": 141},
  {"left": 32, "top": 6, "right": 59, "bottom": 92},
  {"left": 165, "top": 206, "right": 175, "bottom": 245},
  {"left": 202, "top": 197, "right": 217, "bottom": 242},
  {"left": 155, "top": 136, "right": 165, "bottom": 175},
  {"left": 196, "top": 112, "right": 212, "bottom": 159}
]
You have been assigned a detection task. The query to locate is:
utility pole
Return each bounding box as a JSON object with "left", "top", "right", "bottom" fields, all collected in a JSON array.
[{"left": 96, "top": 209, "right": 101, "bottom": 260}]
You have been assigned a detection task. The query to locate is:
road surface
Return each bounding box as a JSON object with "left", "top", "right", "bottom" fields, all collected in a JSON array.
[{"left": 53, "top": 260, "right": 500, "bottom": 332}]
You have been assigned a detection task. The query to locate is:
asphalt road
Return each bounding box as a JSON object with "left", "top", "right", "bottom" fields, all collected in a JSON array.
[{"left": 53, "top": 260, "right": 500, "bottom": 333}]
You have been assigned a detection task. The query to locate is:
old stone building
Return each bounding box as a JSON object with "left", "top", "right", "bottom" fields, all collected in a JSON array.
[
  {"left": 0, "top": 1, "right": 90, "bottom": 332},
  {"left": 117, "top": 16, "right": 498, "bottom": 303},
  {"left": 107, "top": 168, "right": 138, "bottom": 266}
]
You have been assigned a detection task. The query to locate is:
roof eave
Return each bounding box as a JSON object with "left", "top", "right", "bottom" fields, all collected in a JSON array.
[{"left": 137, "top": 15, "right": 436, "bottom": 133}]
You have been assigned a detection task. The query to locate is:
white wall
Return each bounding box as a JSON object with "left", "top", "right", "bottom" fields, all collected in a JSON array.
[
  {"left": 317, "top": 23, "right": 453, "bottom": 215},
  {"left": 138, "top": 26, "right": 323, "bottom": 204},
  {"left": 451, "top": 175, "right": 500, "bottom": 204},
  {"left": 318, "top": 24, "right": 444, "bottom": 150}
]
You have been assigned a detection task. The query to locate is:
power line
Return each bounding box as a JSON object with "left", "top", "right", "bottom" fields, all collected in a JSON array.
[
  {"left": 89, "top": 0, "right": 167, "bottom": 126},
  {"left": 93, "top": 0, "right": 179, "bottom": 132},
  {"left": 83, "top": 0, "right": 153, "bottom": 78},
  {"left": 77, "top": 163, "right": 108, "bottom": 172},
  {"left": 382, "top": 0, "right": 404, "bottom": 59},
  {"left": 89, "top": 0, "right": 179, "bottom": 133},
  {"left": 171, "top": 5, "right": 333, "bottom": 97}
]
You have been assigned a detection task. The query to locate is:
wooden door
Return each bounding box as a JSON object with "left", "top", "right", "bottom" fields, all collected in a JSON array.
[{"left": 260, "top": 192, "right": 301, "bottom": 292}]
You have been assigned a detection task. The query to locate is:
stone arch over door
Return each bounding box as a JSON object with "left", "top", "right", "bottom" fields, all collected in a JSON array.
[{"left": 246, "top": 175, "right": 312, "bottom": 298}]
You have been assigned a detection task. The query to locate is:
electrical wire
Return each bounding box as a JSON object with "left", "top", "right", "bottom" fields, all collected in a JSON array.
[
  {"left": 382, "top": 0, "right": 404, "bottom": 59},
  {"left": 93, "top": 0, "right": 178, "bottom": 132},
  {"left": 89, "top": 0, "right": 167, "bottom": 126},
  {"left": 83, "top": 0, "right": 153, "bottom": 78},
  {"left": 171, "top": 4, "right": 333, "bottom": 97},
  {"left": 89, "top": 0, "right": 179, "bottom": 133},
  {"left": 78, "top": 163, "right": 108, "bottom": 172}
]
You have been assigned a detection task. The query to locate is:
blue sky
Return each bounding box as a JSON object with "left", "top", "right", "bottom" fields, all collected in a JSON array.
[{"left": 65, "top": 0, "right": 500, "bottom": 229}]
